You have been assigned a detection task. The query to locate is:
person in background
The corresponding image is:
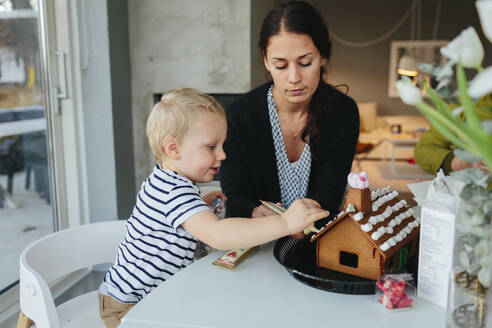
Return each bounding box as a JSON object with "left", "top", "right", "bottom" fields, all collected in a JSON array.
[
  {"left": 414, "top": 94, "right": 492, "bottom": 175},
  {"left": 220, "top": 1, "right": 359, "bottom": 226},
  {"left": 98, "top": 88, "right": 329, "bottom": 328}
]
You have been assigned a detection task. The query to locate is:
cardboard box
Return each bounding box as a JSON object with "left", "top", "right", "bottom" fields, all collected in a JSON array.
[{"left": 408, "top": 175, "right": 463, "bottom": 308}]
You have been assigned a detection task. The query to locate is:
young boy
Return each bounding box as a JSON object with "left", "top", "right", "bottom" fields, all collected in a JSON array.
[{"left": 98, "top": 88, "right": 329, "bottom": 327}]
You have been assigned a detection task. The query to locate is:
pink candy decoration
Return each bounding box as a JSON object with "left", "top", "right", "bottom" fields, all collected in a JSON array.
[{"left": 376, "top": 279, "right": 414, "bottom": 310}]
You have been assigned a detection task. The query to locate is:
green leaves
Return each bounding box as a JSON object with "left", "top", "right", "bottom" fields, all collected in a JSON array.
[{"left": 456, "top": 62, "right": 481, "bottom": 130}]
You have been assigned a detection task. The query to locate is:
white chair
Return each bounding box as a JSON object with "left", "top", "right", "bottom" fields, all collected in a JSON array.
[{"left": 18, "top": 220, "right": 126, "bottom": 328}]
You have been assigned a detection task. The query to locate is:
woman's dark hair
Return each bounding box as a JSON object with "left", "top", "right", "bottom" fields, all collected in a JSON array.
[{"left": 259, "top": 1, "right": 340, "bottom": 159}]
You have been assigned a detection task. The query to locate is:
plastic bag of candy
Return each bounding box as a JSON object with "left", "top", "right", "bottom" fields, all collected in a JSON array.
[
  {"left": 376, "top": 273, "right": 416, "bottom": 310},
  {"left": 211, "top": 197, "right": 226, "bottom": 218}
]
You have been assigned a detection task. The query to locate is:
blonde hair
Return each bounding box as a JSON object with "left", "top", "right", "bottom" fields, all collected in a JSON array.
[{"left": 146, "top": 87, "right": 225, "bottom": 163}]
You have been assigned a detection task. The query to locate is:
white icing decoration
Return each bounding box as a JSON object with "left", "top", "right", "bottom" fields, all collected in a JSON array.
[
  {"left": 347, "top": 172, "right": 369, "bottom": 189},
  {"left": 337, "top": 211, "right": 345, "bottom": 218},
  {"left": 385, "top": 226, "right": 394, "bottom": 234},
  {"left": 371, "top": 190, "right": 377, "bottom": 201},
  {"left": 346, "top": 203, "right": 356, "bottom": 213},
  {"left": 353, "top": 212, "right": 364, "bottom": 221},
  {"left": 395, "top": 216, "right": 402, "bottom": 225},
  {"left": 394, "top": 234, "right": 403, "bottom": 242},
  {"left": 361, "top": 223, "right": 373, "bottom": 232},
  {"left": 377, "top": 214, "right": 385, "bottom": 223},
  {"left": 369, "top": 216, "right": 378, "bottom": 225},
  {"left": 380, "top": 242, "right": 390, "bottom": 251},
  {"left": 372, "top": 204, "right": 378, "bottom": 212},
  {"left": 371, "top": 231, "right": 381, "bottom": 240},
  {"left": 388, "top": 238, "right": 396, "bottom": 246},
  {"left": 388, "top": 219, "right": 397, "bottom": 228}
]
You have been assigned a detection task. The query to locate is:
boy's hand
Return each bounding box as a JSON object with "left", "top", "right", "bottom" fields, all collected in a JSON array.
[
  {"left": 202, "top": 190, "right": 227, "bottom": 207},
  {"left": 281, "top": 199, "right": 329, "bottom": 235}
]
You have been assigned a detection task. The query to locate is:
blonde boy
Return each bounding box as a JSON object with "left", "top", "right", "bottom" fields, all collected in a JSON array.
[{"left": 98, "top": 88, "right": 328, "bottom": 327}]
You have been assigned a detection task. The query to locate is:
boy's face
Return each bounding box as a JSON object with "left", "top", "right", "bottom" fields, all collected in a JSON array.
[{"left": 176, "top": 111, "right": 227, "bottom": 183}]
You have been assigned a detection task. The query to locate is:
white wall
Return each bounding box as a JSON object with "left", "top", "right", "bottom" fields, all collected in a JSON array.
[{"left": 128, "top": 0, "right": 252, "bottom": 186}]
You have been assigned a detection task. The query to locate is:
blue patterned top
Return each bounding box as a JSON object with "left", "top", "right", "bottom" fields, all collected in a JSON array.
[{"left": 267, "top": 86, "right": 311, "bottom": 208}]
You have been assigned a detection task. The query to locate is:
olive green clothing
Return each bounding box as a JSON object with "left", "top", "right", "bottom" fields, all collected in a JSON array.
[{"left": 414, "top": 96, "right": 492, "bottom": 175}]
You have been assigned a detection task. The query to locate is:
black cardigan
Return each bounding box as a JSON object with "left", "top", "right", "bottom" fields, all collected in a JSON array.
[{"left": 220, "top": 82, "right": 359, "bottom": 225}]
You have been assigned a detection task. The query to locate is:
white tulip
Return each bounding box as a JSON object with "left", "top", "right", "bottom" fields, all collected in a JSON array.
[
  {"left": 440, "top": 27, "right": 484, "bottom": 68},
  {"left": 476, "top": 1, "right": 492, "bottom": 44},
  {"left": 468, "top": 66, "right": 492, "bottom": 99},
  {"left": 395, "top": 77, "right": 422, "bottom": 105}
]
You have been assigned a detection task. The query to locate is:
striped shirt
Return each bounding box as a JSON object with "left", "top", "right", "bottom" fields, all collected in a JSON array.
[{"left": 100, "top": 166, "right": 210, "bottom": 304}]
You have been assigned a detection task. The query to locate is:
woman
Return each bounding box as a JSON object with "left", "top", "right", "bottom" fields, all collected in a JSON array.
[{"left": 220, "top": 1, "right": 359, "bottom": 225}]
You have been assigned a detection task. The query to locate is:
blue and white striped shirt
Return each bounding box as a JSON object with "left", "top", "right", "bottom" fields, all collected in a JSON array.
[{"left": 100, "top": 166, "right": 210, "bottom": 303}]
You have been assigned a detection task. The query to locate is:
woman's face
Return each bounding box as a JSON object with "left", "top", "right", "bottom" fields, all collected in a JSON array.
[{"left": 263, "top": 29, "right": 326, "bottom": 107}]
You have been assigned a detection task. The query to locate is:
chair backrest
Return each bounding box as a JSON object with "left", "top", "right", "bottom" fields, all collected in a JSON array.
[
  {"left": 13, "top": 105, "right": 45, "bottom": 120},
  {"left": 19, "top": 220, "right": 126, "bottom": 328},
  {"left": 22, "top": 131, "right": 47, "bottom": 164},
  {"left": 0, "top": 109, "right": 14, "bottom": 123}
]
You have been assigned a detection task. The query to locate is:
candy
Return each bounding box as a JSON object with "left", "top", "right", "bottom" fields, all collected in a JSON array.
[{"left": 376, "top": 278, "right": 414, "bottom": 310}]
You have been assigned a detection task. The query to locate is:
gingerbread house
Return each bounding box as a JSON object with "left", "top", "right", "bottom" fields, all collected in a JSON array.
[{"left": 310, "top": 172, "right": 420, "bottom": 280}]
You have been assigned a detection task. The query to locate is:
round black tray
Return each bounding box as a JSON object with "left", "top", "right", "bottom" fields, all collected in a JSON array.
[{"left": 273, "top": 236, "right": 376, "bottom": 295}]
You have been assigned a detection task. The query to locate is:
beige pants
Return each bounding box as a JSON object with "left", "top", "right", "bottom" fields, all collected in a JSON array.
[{"left": 98, "top": 293, "right": 135, "bottom": 328}]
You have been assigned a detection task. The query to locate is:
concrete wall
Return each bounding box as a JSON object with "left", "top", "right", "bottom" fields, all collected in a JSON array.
[
  {"left": 128, "top": 0, "right": 252, "bottom": 186},
  {"left": 251, "top": 0, "right": 275, "bottom": 87}
]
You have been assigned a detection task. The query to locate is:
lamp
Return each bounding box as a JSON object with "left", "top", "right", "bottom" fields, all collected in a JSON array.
[{"left": 397, "top": 55, "right": 418, "bottom": 77}]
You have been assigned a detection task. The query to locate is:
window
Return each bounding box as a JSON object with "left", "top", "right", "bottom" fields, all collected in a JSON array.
[{"left": 339, "top": 251, "right": 358, "bottom": 268}]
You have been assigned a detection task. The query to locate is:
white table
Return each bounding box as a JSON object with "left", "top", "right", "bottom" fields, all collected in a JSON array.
[
  {"left": 120, "top": 243, "right": 446, "bottom": 328},
  {"left": 0, "top": 118, "right": 46, "bottom": 208},
  {"left": 384, "top": 135, "right": 432, "bottom": 179}
]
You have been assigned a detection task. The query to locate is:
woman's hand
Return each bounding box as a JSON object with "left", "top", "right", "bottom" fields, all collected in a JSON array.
[
  {"left": 252, "top": 205, "right": 275, "bottom": 218},
  {"left": 202, "top": 190, "right": 227, "bottom": 207},
  {"left": 252, "top": 202, "right": 283, "bottom": 218}
]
